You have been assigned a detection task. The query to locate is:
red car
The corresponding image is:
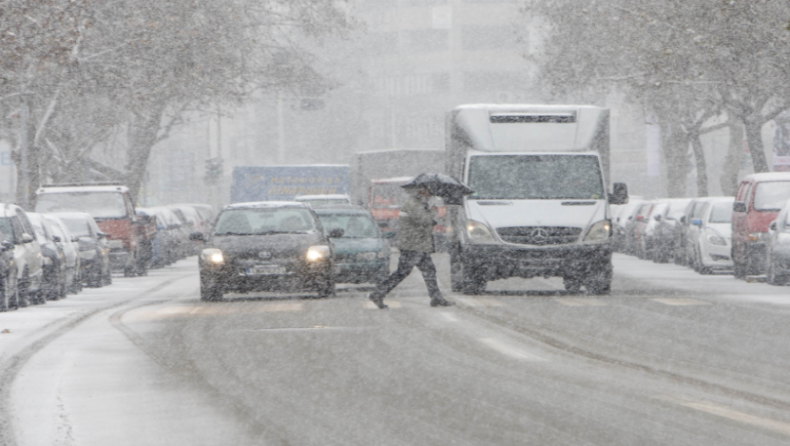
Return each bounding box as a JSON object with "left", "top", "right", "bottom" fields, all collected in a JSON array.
[{"left": 732, "top": 172, "right": 790, "bottom": 277}]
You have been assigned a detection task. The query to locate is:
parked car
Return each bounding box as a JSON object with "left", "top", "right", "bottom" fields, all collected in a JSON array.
[
  {"left": 765, "top": 198, "right": 790, "bottom": 285},
  {"left": 732, "top": 173, "right": 790, "bottom": 278},
  {"left": 313, "top": 205, "right": 390, "bottom": 284},
  {"left": 674, "top": 198, "right": 709, "bottom": 266},
  {"left": 44, "top": 215, "right": 82, "bottom": 293},
  {"left": 613, "top": 199, "right": 643, "bottom": 253},
  {"left": 28, "top": 213, "right": 67, "bottom": 300},
  {"left": 651, "top": 198, "right": 692, "bottom": 263},
  {"left": 642, "top": 200, "right": 668, "bottom": 260},
  {"left": 191, "top": 202, "right": 339, "bottom": 301},
  {"left": 51, "top": 212, "right": 111, "bottom": 288},
  {"left": 684, "top": 197, "right": 716, "bottom": 269},
  {"left": 36, "top": 183, "right": 150, "bottom": 276},
  {"left": 294, "top": 194, "right": 352, "bottom": 207},
  {"left": 0, "top": 203, "right": 43, "bottom": 306},
  {"left": 0, "top": 228, "right": 18, "bottom": 311},
  {"left": 630, "top": 202, "right": 654, "bottom": 259},
  {"left": 169, "top": 205, "right": 202, "bottom": 256},
  {"left": 623, "top": 201, "right": 650, "bottom": 256},
  {"left": 688, "top": 197, "right": 734, "bottom": 274}
]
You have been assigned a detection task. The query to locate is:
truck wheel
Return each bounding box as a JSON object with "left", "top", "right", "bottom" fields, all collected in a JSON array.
[
  {"left": 563, "top": 276, "right": 582, "bottom": 294},
  {"left": 450, "top": 246, "right": 486, "bottom": 294}
]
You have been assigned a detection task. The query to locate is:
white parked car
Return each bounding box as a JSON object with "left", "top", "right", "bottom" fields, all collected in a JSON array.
[
  {"left": 44, "top": 215, "right": 82, "bottom": 293},
  {"left": 689, "top": 197, "right": 735, "bottom": 274},
  {"left": 0, "top": 203, "right": 44, "bottom": 306}
]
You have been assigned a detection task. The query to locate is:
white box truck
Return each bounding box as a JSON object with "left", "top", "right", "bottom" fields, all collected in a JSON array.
[{"left": 446, "top": 104, "right": 628, "bottom": 294}]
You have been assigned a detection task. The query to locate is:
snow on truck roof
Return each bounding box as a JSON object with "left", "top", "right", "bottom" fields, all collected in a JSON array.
[
  {"left": 370, "top": 176, "right": 414, "bottom": 184},
  {"left": 37, "top": 184, "right": 128, "bottom": 194},
  {"left": 294, "top": 194, "right": 349, "bottom": 200}
]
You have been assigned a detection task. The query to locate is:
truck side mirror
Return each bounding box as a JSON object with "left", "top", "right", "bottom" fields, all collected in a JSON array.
[
  {"left": 608, "top": 183, "right": 629, "bottom": 205},
  {"left": 733, "top": 202, "right": 747, "bottom": 213}
]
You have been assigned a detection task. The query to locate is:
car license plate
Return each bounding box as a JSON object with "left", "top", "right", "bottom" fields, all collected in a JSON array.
[{"left": 248, "top": 265, "right": 286, "bottom": 275}]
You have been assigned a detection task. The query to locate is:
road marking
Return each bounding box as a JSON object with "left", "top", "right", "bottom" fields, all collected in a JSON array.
[
  {"left": 459, "top": 298, "right": 504, "bottom": 307},
  {"left": 479, "top": 337, "right": 546, "bottom": 362},
  {"left": 656, "top": 396, "right": 790, "bottom": 437},
  {"left": 555, "top": 298, "right": 607, "bottom": 307},
  {"left": 439, "top": 312, "right": 459, "bottom": 322},
  {"left": 652, "top": 298, "right": 711, "bottom": 306},
  {"left": 364, "top": 300, "right": 401, "bottom": 309}
]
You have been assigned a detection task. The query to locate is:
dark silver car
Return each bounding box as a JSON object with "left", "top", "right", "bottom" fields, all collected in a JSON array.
[{"left": 192, "top": 202, "right": 341, "bottom": 301}]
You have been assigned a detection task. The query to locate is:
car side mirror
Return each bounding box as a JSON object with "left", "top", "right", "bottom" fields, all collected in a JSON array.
[
  {"left": 96, "top": 232, "right": 106, "bottom": 239},
  {"left": 770, "top": 221, "right": 778, "bottom": 231},
  {"left": 189, "top": 232, "right": 205, "bottom": 242},
  {"left": 654, "top": 215, "right": 661, "bottom": 222},
  {"left": 52, "top": 235, "right": 61, "bottom": 243},
  {"left": 328, "top": 228, "right": 345, "bottom": 238},
  {"left": 691, "top": 218, "right": 703, "bottom": 227},
  {"left": 1, "top": 240, "right": 14, "bottom": 251},
  {"left": 680, "top": 216, "right": 686, "bottom": 224},
  {"left": 733, "top": 202, "right": 747, "bottom": 213},
  {"left": 21, "top": 233, "right": 34, "bottom": 244},
  {"left": 608, "top": 182, "right": 629, "bottom": 205},
  {"left": 382, "top": 231, "right": 397, "bottom": 239},
  {"left": 72, "top": 236, "right": 79, "bottom": 243}
]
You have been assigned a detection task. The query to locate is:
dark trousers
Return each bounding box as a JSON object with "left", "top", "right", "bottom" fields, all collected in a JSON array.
[{"left": 372, "top": 251, "right": 443, "bottom": 300}]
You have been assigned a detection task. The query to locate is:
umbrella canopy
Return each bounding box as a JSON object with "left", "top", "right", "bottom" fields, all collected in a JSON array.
[{"left": 401, "top": 173, "right": 474, "bottom": 205}]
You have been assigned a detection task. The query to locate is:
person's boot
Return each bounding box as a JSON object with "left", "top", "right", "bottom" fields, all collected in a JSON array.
[
  {"left": 430, "top": 297, "right": 455, "bottom": 307},
  {"left": 368, "top": 293, "right": 388, "bottom": 309}
]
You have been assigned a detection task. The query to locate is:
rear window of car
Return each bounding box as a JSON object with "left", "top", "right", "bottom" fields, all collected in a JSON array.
[
  {"left": 214, "top": 208, "right": 318, "bottom": 235},
  {"left": 753, "top": 181, "right": 790, "bottom": 211},
  {"left": 709, "top": 203, "right": 733, "bottom": 224},
  {"left": 61, "top": 218, "right": 92, "bottom": 237}
]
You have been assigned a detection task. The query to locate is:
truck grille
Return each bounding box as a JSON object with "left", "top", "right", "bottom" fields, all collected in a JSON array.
[{"left": 496, "top": 226, "right": 582, "bottom": 246}]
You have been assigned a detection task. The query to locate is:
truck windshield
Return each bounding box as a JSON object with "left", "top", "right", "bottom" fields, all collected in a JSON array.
[
  {"left": 753, "top": 181, "right": 790, "bottom": 211},
  {"left": 36, "top": 192, "right": 127, "bottom": 219},
  {"left": 467, "top": 155, "right": 604, "bottom": 200}
]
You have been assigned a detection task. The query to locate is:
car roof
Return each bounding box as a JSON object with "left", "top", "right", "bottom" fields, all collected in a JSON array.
[
  {"left": 37, "top": 184, "right": 129, "bottom": 194},
  {"left": 45, "top": 211, "right": 96, "bottom": 221},
  {"left": 0, "top": 203, "right": 24, "bottom": 218},
  {"left": 224, "top": 201, "right": 310, "bottom": 210}
]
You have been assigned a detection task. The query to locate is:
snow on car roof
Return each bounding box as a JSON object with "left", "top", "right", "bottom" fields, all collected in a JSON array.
[
  {"left": 294, "top": 194, "right": 349, "bottom": 200},
  {"left": 742, "top": 172, "right": 790, "bottom": 182},
  {"left": 224, "top": 201, "right": 309, "bottom": 210},
  {"left": 37, "top": 185, "right": 128, "bottom": 194}
]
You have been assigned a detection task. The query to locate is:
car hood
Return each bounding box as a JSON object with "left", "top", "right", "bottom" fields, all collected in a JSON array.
[
  {"left": 209, "top": 232, "right": 326, "bottom": 257},
  {"left": 331, "top": 237, "right": 383, "bottom": 255},
  {"left": 466, "top": 199, "right": 607, "bottom": 231}
]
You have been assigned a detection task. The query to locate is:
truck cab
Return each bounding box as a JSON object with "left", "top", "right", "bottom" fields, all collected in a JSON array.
[
  {"left": 446, "top": 105, "right": 627, "bottom": 294},
  {"left": 35, "top": 183, "right": 148, "bottom": 276}
]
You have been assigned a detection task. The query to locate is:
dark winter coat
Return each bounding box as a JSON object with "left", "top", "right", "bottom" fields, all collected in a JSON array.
[{"left": 397, "top": 196, "right": 435, "bottom": 253}]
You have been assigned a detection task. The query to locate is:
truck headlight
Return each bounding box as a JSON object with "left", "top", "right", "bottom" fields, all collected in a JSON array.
[
  {"left": 200, "top": 248, "right": 224, "bottom": 264},
  {"left": 465, "top": 220, "right": 495, "bottom": 243},
  {"left": 306, "top": 245, "right": 330, "bottom": 262},
  {"left": 705, "top": 228, "right": 727, "bottom": 246},
  {"left": 584, "top": 220, "right": 611, "bottom": 242}
]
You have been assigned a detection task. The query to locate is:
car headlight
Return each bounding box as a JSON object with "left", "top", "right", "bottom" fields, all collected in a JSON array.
[
  {"left": 200, "top": 248, "right": 224, "bottom": 264},
  {"left": 306, "top": 245, "right": 330, "bottom": 262},
  {"left": 584, "top": 220, "right": 611, "bottom": 242},
  {"left": 705, "top": 228, "right": 727, "bottom": 246},
  {"left": 465, "top": 220, "right": 496, "bottom": 243}
]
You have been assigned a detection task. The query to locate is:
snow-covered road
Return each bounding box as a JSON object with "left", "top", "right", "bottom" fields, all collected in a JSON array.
[{"left": 2, "top": 254, "right": 790, "bottom": 445}]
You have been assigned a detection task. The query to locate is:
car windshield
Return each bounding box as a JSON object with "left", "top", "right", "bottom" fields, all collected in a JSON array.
[
  {"left": 467, "top": 155, "right": 604, "bottom": 200},
  {"left": 709, "top": 202, "right": 733, "bottom": 223},
  {"left": 214, "top": 208, "right": 317, "bottom": 235},
  {"left": 753, "top": 181, "right": 790, "bottom": 211},
  {"left": 316, "top": 212, "right": 379, "bottom": 238},
  {"left": 36, "top": 192, "right": 127, "bottom": 219},
  {"left": 0, "top": 218, "right": 14, "bottom": 243},
  {"left": 60, "top": 218, "right": 92, "bottom": 237}
]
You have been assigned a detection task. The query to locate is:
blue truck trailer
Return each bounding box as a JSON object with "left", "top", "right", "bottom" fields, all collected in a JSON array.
[{"left": 231, "top": 165, "right": 350, "bottom": 203}]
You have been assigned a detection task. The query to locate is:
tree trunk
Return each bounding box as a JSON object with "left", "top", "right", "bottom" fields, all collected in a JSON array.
[
  {"left": 689, "top": 131, "right": 708, "bottom": 197},
  {"left": 662, "top": 121, "right": 688, "bottom": 198},
  {"left": 720, "top": 118, "right": 743, "bottom": 196},
  {"left": 743, "top": 118, "right": 770, "bottom": 173},
  {"left": 15, "top": 100, "right": 38, "bottom": 210},
  {"left": 125, "top": 108, "right": 164, "bottom": 204}
]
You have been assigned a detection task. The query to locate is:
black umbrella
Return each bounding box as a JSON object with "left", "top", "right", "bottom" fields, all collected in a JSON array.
[{"left": 401, "top": 173, "right": 474, "bottom": 205}]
